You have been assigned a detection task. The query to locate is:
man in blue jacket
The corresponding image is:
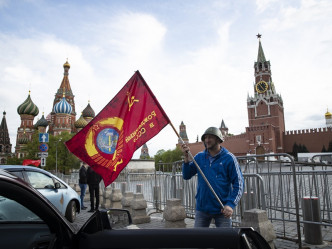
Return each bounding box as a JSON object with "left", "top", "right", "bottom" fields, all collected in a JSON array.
[{"left": 182, "top": 127, "right": 244, "bottom": 228}]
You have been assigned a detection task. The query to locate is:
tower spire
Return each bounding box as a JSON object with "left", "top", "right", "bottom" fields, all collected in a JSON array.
[{"left": 256, "top": 33, "right": 266, "bottom": 63}]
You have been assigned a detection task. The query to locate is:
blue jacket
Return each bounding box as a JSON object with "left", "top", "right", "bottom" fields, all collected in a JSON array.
[{"left": 182, "top": 147, "right": 244, "bottom": 214}]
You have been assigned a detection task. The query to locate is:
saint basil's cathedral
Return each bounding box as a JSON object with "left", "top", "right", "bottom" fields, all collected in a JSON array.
[
  {"left": 1, "top": 59, "right": 148, "bottom": 163},
  {"left": 14, "top": 60, "right": 96, "bottom": 159}
]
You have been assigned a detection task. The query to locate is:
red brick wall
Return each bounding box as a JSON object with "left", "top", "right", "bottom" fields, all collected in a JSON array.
[{"left": 284, "top": 128, "right": 332, "bottom": 153}]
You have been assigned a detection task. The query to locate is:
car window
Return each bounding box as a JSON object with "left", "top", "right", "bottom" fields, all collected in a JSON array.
[
  {"left": 25, "top": 171, "right": 54, "bottom": 189},
  {"left": 0, "top": 195, "right": 42, "bottom": 222},
  {"left": 7, "top": 171, "right": 24, "bottom": 179}
]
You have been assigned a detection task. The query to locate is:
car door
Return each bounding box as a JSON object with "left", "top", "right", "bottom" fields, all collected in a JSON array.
[
  {"left": 0, "top": 170, "right": 77, "bottom": 249},
  {"left": 24, "top": 171, "right": 66, "bottom": 215}
]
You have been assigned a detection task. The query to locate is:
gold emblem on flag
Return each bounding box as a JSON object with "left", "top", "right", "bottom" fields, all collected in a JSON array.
[
  {"left": 85, "top": 117, "right": 124, "bottom": 172},
  {"left": 127, "top": 91, "right": 139, "bottom": 111}
]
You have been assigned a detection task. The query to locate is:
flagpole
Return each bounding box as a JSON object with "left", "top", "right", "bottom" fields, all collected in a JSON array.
[{"left": 169, "top": 122, "right": 224, "bottom": 209}]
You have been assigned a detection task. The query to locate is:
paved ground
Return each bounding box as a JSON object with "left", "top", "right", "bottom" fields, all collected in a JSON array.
[{"left": 75, "top": 202, "right": 332, "bottom": 249}]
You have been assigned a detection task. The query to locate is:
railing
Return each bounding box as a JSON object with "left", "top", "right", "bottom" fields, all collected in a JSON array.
[{"left": 60, "top": 153, "right": 332, "bottom": 247}]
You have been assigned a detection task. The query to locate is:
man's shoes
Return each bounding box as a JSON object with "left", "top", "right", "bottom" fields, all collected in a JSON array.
[
  {"left": 88, "top": 209, "right": 95, "bottom": 213},
  {"left": 81, "top": 206, "right": 87, "bottom": 210}
]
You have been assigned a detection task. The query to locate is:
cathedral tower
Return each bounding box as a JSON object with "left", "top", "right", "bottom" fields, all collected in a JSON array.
[
  {"left": 325, "top": 109, "right": 332, "bottom": 128},
  {"left": 49, "top": 60, "right": 76, "bottom": 134},
  {"left": 52, "top": 91, "right": 73, "bottom": 135},
  {"left": 140, "top": 143, "right": 150, "bottom": 159},
  {"left": 179, "top": 121, "right": 189, "bottom": 143},
  {"left": 0, "top": 111, "right": 12, "bottom": 164},
  {"left": 15, "top": 91, "right": 39, "bottom": 158},
  {"left": 247, "top": 34, "right": 285, "bottom": 154},
  {"left": 82, "top": 101, "right": 95, "bottom": 123},
  {"left": 34, "top": 113, "right": 49, "bottom": 133},
  {"left": 75, "top": 112, "right": 88, "bottom": 132},
  {"left": 220, "top": 119, "right": 228, "bottom": 137}
]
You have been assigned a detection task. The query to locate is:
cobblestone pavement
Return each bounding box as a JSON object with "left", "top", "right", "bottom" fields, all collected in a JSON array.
[{"left": 75, "top": 202, "right": 332, "bottom": 249}]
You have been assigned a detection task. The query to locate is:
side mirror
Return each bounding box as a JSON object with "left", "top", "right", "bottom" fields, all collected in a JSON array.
[
  {"left": 54, "top": 182, "right": 61, "bottom": 189},
  {"left": 80, "top": 209, "right": 132, "bottom": 234},
  {"left": 106, "top": 209, "right": 132, "bottom": 229}
]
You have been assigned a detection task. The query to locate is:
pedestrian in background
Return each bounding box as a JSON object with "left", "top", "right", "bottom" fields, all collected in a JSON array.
[
  {"left": 181, "top": 127, "right": 244, "bottom": 228},
  {"left": 78, "top": 162, "right": 88, "bottom": 210},
  {"left": 87, "top": 166, "right": 102, "bottom": 212}
]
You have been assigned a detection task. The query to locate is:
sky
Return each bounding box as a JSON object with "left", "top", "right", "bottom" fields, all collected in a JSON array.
[{"left": 0, "top": 0, "right": 331, "bottom": 159}]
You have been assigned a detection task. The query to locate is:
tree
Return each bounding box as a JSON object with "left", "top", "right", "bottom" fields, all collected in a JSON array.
[
  {"left": 17, "top": 131, "right": 80, "bottom": 173},
  {"left": 45, "top": 132, "right": 80, "bottom": 174},
  {"left": 328, "top": 140, "right": 332, "bottom": 152},
  {"left": 154, "top": 147, "right": 183, "bottom": 172},
  {"left": 7, "top": 156, "right": 23, "bottom": 165},
  {"left": 292, "top": 143, "right": 299, "bottom": 160},
  {"left": 24, "top": 131, "right": 41, "bottom": 160}
]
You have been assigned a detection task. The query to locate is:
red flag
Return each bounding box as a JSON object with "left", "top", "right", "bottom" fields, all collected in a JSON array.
[
  {"left": 23, "top": 159, "right": 41, "bottom": 167},
  {"left": 66, "top": 71, "right": 170, "bottom": 186}
]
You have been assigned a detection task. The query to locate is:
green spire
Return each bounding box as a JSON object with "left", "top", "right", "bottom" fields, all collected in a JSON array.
[{"left": 257, "top": 39, "right": 266, "bottom": 63}]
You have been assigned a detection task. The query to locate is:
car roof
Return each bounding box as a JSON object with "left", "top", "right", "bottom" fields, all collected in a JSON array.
[
  {"left": 0, "top": 165, "right": 46, "bottom": 172},
  {"left": 0, "top": 165, "right": 67, "bottom": 185}
]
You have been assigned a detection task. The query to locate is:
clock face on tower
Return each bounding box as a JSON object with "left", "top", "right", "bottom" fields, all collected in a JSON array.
[{"left": 255, "top": 80, "right": 268, "bottom": 94}]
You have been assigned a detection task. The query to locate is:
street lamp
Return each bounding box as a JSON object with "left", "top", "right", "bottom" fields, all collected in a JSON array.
[{"left": 55, "top": 138, "right": 62, "bottom": 175}]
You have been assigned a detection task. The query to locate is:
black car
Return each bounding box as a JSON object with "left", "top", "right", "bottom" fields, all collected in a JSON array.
[{"left": 0, "top": 169, "right": 270, "bottom": 249}]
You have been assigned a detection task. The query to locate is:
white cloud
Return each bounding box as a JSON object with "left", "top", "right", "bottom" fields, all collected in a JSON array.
[{"left": 1, "top": 0, "right": 332, "bottom": 158}]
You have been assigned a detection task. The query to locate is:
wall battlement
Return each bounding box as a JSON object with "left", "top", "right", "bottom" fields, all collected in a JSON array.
[
  {"left": 246, "top": 125, "right": 272, "bottom": 132},
  {"left": 285, "top": 127, "right": 332, "bottom": 135}
]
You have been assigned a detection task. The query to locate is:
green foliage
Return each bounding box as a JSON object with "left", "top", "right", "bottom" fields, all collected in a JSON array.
[
  {"left": 45, "top": 132, "right": 80, "bottom": 174},
  {"left": 24, "top": 131, "right": 41, "bottom": 160},
  {"left": 328, "top": 140, "right": 332, "bottom": 152},
  {"left": 6, "top": 156, "right": 23, "bottom": 165},
  {"left": 154, "top": 147, "right": 183, "bottom": 164},
  {"left": 20, "top": 132, "right": 80, "bottom": 173},
  {"left": 292, "top": 142, "right": 309, "bottom": 160}
]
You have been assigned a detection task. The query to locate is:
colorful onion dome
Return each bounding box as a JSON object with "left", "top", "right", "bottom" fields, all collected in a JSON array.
[
  {"left": 18, "top": 131, "right": 29, "bottom": 144},
  {"left": 75, "top": 113, "right": 88, "bottom": 129},
  {"left": 34, "top": 113, "right": 49, "bottom": 128},
  {"left": 53, "top": 96, "right": 72, "bottom": 114},
  {"left": 82, "top": 102, "right": 95, "bottom": 118},
  {"left": 17, "top": 91, "right": 39, "bottom": 116}
]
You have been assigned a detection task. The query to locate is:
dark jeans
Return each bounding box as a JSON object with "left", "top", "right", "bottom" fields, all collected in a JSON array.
[
  {"left": 79, "top": 183, "right": 87, "bottom": 207},
  {"left": 89, "top": 184, "right": 100, "bottom": 210},
  {"left": 194, "top": 210, "right": 232, "bottom": 228}
]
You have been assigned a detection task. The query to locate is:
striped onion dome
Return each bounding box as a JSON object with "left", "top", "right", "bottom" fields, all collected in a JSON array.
[
  {"left": 53, "top": 96, "right": 72, "bottom": 114},
  {"left": 82, "top": 102, "right": 95, "bottom": 118},
  {"left": 17, "top": 91, "right": 39, "bottom": 116},
  {"left": 34, "top": 113, "right": 49, "bottom": 128},
  {"left": 18, "top": 132, "right": 29, "bottom": 144},
  {"left": 75, "top": 113, "right": 88, "bottom": 129}
]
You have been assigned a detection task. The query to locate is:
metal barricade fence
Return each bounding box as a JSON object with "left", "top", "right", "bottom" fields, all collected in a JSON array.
[{"left": 63, "top": 153, "right": 332, "bottom": 245}]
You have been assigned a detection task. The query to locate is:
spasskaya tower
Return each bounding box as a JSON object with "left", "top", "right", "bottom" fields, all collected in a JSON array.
[{"left": 246, "top": 34, "right": 285, "bottom": 155}]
